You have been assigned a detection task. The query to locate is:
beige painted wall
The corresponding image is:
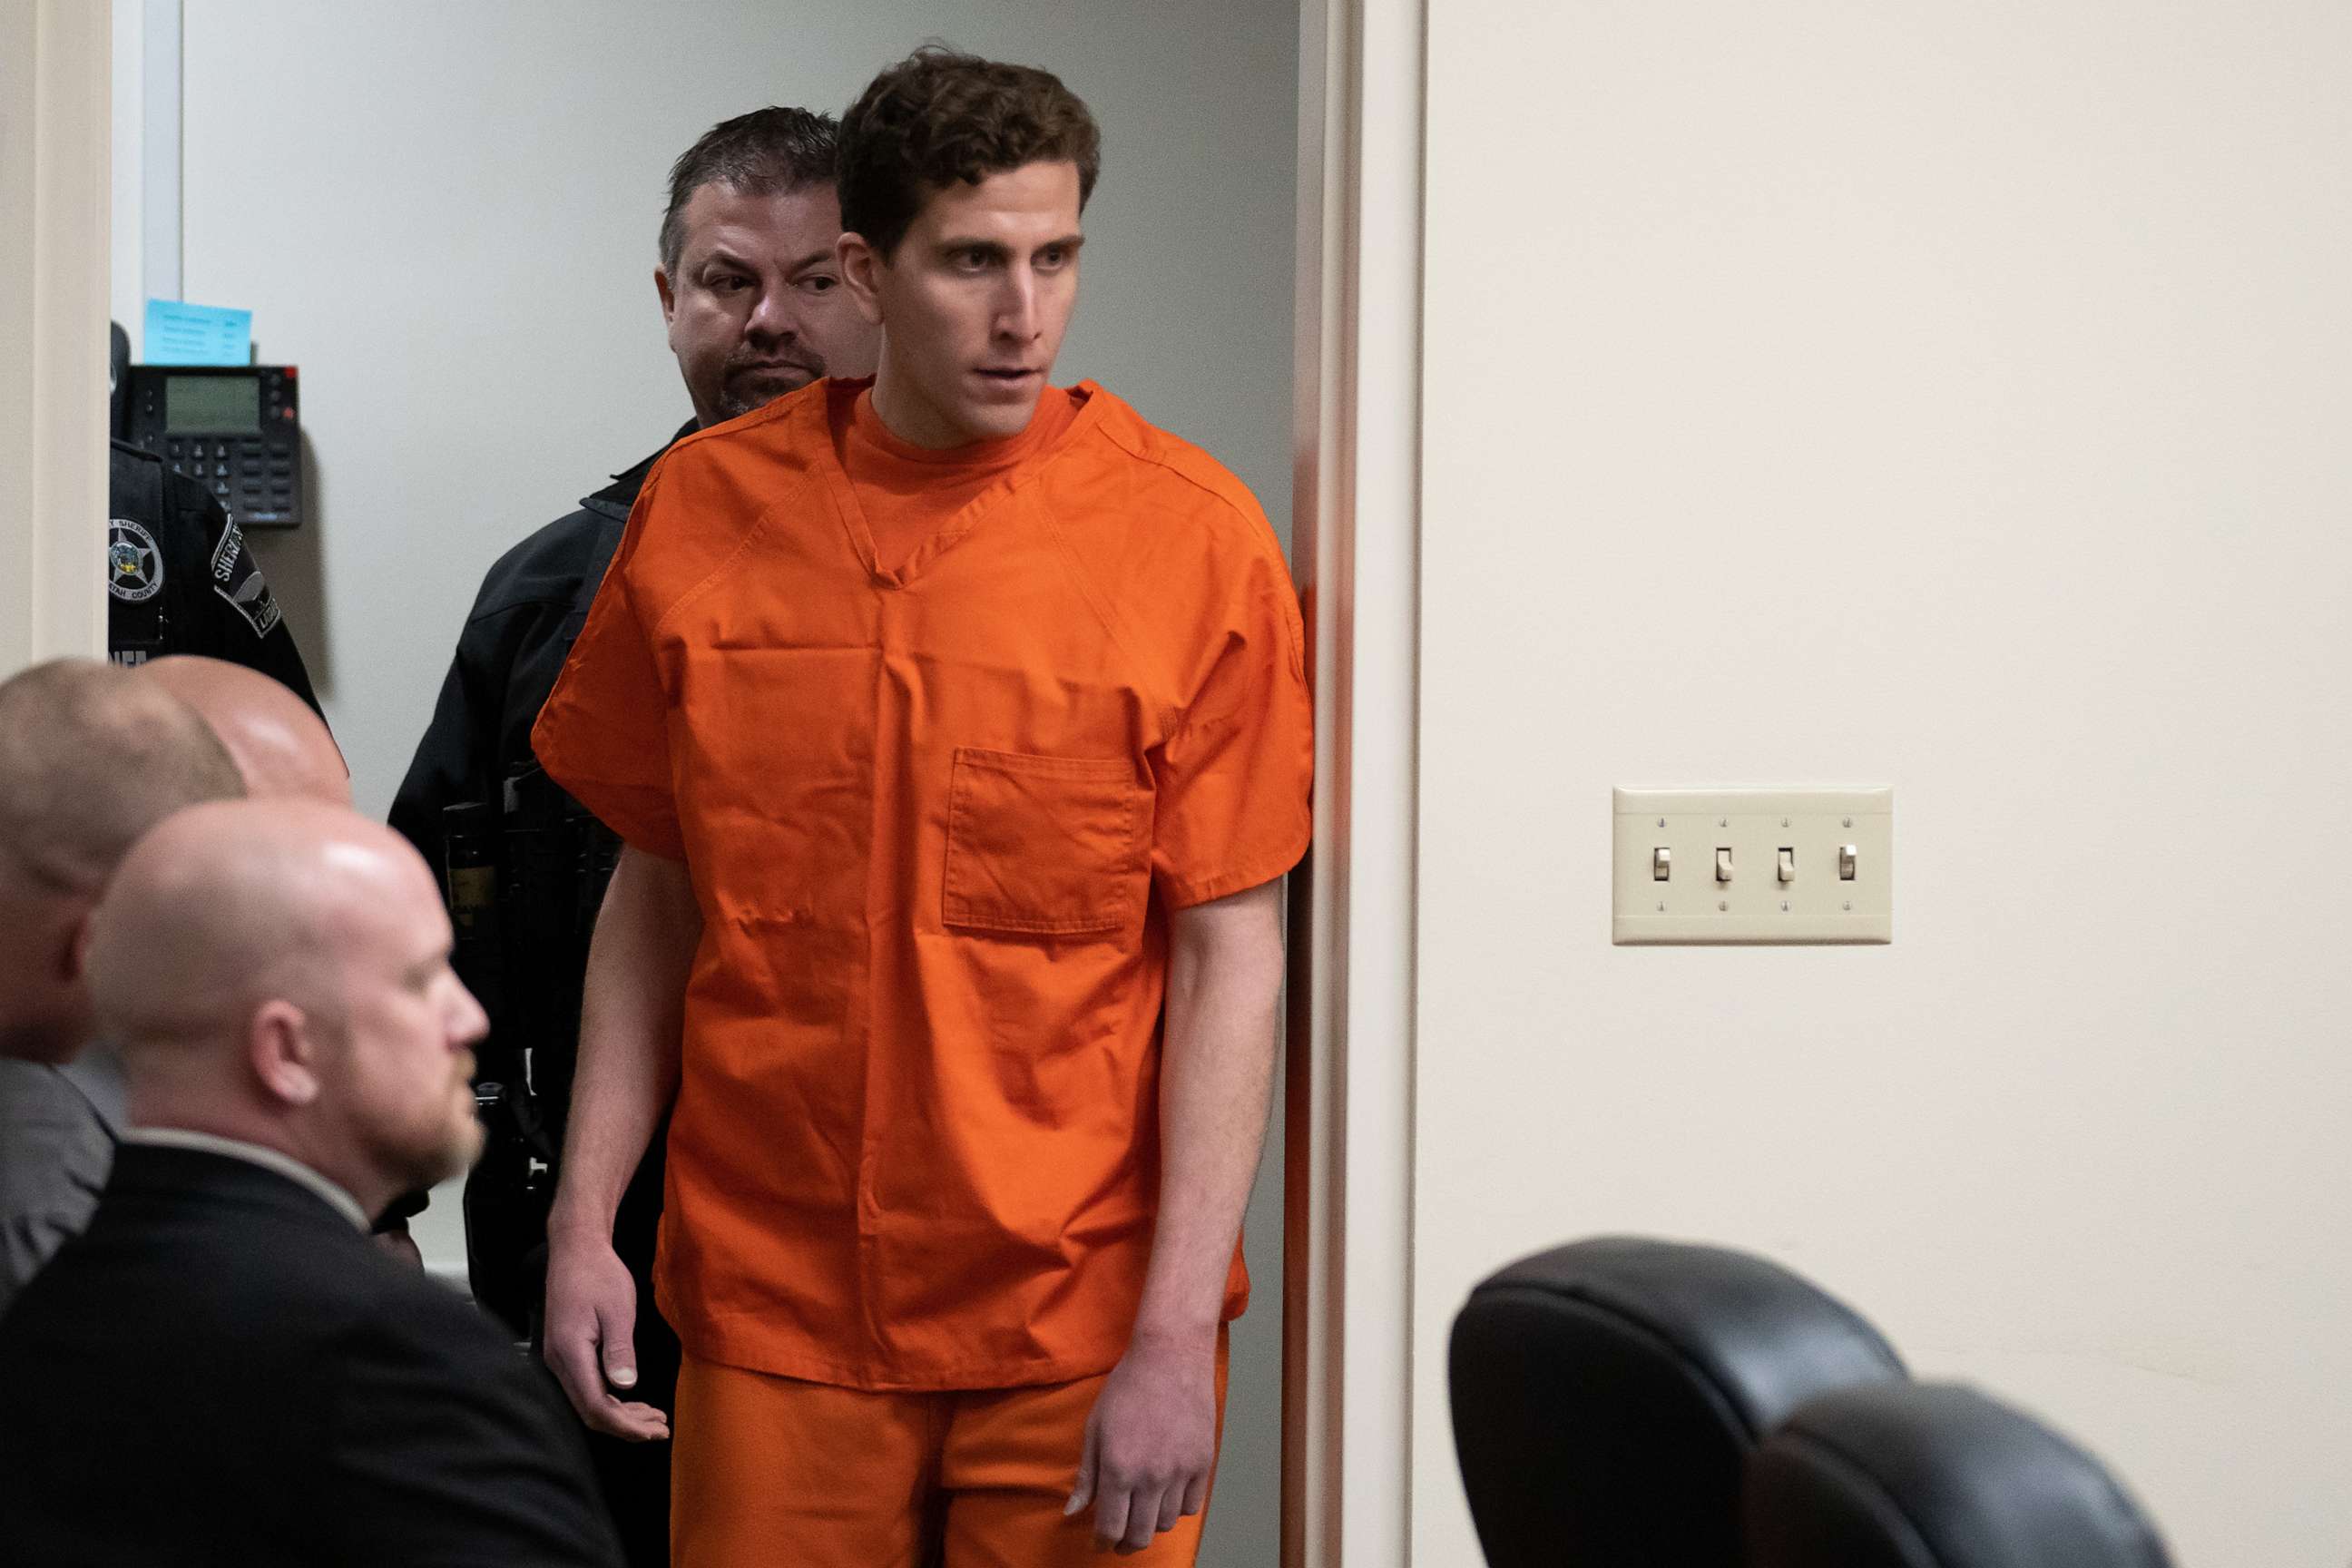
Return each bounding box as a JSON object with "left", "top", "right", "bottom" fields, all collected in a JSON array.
[
  {"left": 1416, "top": 4, "right": 2352, "bottom": 1563},
  {"left": 0, "top": 0, "right": 34, "bottom": 670},
  {"left": 0, "top": 0, "right": 110, "bottom": 672}
]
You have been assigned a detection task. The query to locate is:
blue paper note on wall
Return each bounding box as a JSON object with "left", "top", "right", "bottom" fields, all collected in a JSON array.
[{"left": 142, "top": 299, "right": 253, "bottom": 366}]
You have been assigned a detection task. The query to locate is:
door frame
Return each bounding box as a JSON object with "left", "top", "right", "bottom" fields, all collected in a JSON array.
[
  {"left": 0, "top": 0, "right": 112, "bottom": 670},
  {"left": 1285, "top": 0, "right": 1425, "bottom": 1564}
]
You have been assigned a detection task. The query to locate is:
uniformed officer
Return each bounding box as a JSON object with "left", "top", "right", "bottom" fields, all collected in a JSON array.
[
  {"left": 387, "top": 104, "right": 879, "bottom": 1566},
  {"left": 107, "top": 437, "right": 319, "bottom": 712}
]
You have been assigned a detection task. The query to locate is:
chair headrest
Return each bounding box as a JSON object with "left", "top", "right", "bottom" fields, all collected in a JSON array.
[
  {"left": 1449, "top": 1236, "right": 1906, "bottom": 1567},
  {"left": 1743, "top": 1381, "right": 2174, "bottom": 1568}
]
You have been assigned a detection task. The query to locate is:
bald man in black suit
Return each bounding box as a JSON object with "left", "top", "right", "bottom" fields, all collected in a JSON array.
[{"left": 0, "top": 801, "right": 620, "bottom": 1567}]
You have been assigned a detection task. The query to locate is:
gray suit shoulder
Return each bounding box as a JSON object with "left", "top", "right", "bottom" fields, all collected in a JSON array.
[{"left": 0, "top": 1061, "right": 114, "bottom": 1316}]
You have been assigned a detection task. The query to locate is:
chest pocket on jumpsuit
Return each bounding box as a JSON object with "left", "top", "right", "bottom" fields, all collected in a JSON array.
[{"left": 942, "top": 747, "right": 1152, "bottom": 936}]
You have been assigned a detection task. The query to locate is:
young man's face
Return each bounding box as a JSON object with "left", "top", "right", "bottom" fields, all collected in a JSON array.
[
  {"left": 658, "top": 181, "right": 881, "bottom": 428},
  {"left": 843, "top": 160, "right": 1084, "bottom": 448}
]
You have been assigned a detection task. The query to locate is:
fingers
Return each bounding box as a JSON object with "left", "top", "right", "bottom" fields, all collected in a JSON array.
[
  {"left": 558, "top": 1367, "right": 654, "bottom": 1440},
  {"left": 598, "top": 1396, "right": 672, "bottom": 1444},
  {"left": 597, "top": 1295, "right": 640, "bottom": 1392},
  {"left": 1095, "top": 1468, "right": 1205, "bottom": 1553},
  {"left": 1100, "top": 1465, "right": 1207, "bottom": 1552},
  {"left": 543, "top": 1272, "right": 650, "bottom": 1438},
  {"left": 1064, "top": 1415, "right": 1100, "bottom": 1517},
  {"left": 541, "top": 1320, "right": 608, "bottom": 1424},
  {"left": 1092, "top": 1479, "right": 1133, "bottom": 1554},
  {"left": 1118, "top": 1481, "right": 1164, "bottom": 1554},
  {"left": 556, "top": 1366, "right": 666, "bottom": 1441},
  {"left": 1075, "top": 1359, "right": 1216, "bottom": 1552},
  {"left": 1084, "top": 1424, "right": 1131, "bottom": 1552}
]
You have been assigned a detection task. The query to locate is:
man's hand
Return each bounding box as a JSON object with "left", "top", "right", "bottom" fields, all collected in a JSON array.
[
  {"left": 542, "top": 1229, "right": 670, "bottom": 1441},
  {"left": 1065, "top": 1329, "right": 1219, "bottom": 1554},
  {"left": 538, "top": 844, "right": 693, "bottom": 1444}
]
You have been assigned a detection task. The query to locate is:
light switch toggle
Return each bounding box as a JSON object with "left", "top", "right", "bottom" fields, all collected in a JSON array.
[{"left": 1612, "top": 786, "right": 1892, "bottom": 946}]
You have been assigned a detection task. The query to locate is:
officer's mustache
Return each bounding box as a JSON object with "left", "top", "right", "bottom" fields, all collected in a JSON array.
[{"left": 725, "top": 346, "right": 825, "bottom": 384}]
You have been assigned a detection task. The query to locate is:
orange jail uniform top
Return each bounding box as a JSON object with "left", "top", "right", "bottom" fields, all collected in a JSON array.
[{"left": 533, "top": 377, "right": 1313, "bottom": 1394}]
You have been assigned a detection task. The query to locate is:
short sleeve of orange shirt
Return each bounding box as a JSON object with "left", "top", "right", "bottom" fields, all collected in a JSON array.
[
  {"left": 532, "top": 379, "right": 1312, "bottom": 1393},
  {"left": 528, "top": 462, "right": 685, "bottom": 860},
  {"left": 1146, "top": 538, "right": 1312, "bottom": 908}
]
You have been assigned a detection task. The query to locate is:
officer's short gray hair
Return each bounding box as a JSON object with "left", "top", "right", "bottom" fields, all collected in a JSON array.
[
  {"left": 659, "top": 106, "right": 841, "bottom": 277},
  {"left": 0, "top": 659, "right": 244, "bottom": 896}
]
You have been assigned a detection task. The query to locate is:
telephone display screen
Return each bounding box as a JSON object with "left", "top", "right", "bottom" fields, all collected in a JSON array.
[{"left": 166, "top": 376, "right": 260, "bottom": 431}]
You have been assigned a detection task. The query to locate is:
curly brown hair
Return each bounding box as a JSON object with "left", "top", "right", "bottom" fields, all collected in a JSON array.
[{"left": 838, "top": 47, "right": 1101, "bottom": 259}]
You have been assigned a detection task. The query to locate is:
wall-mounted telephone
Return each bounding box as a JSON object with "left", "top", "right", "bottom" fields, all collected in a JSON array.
[{"left": 121, "top": 364, "right": 306, "bottom": 529}]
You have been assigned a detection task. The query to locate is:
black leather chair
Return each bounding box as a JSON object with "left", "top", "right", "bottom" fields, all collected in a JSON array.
[
  {"left": 1743, "top": 1381, "right": 2174, "bottom": 1568},
  {"left": 1449, "top": 1237, "right": 1908, "bottom": 1567}
]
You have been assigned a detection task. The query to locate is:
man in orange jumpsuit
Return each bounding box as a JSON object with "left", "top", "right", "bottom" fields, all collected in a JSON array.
[{"left": 533, "top": 48, "right": 1311, "bottom": 1565}]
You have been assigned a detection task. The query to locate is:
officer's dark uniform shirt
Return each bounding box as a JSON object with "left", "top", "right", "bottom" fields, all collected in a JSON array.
[
  {"left": 387, "top": 427, "right": 686, "bottom": 877},
  {"left": 387, "top": 434, "right": 688, "bottom": 1199},
  {"left": 388, "top": 427, "right": 690, "bottom": 1568},
  {"left": 106, "top": 439, "right": 320, "bottom": 712}
]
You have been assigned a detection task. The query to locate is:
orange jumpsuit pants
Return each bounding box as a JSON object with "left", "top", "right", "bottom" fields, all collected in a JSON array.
[{"left": 671, "top": 1330, "right": 1230, "bottom": 1566}]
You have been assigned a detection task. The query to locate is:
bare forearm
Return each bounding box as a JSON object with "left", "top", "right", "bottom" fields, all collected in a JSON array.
[
  {"left": 1132, "top": 880, "right": 1286, "bottom": 1344},
  {"left": 549, "top": 844, "right": 700, "bottom": 1241}
]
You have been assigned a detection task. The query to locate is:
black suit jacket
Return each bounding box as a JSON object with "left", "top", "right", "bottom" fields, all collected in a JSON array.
[{"left": 0, "top": 1144, "right": 621, "bottom": 1567}]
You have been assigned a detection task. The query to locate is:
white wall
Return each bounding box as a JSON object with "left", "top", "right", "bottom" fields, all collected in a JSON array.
[
  {"left": 1416, "top": 4, "right": 2352, "bottom": 1565},
  {"left": 106, "top": 0, "right": 168, "bottom": 351},
  {"left": 168, "top": 5, "right": 1296, "bottom": 1561}
]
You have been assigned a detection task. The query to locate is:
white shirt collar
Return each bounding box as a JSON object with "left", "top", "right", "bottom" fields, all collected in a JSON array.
[{"left": 120, "top": 1127, "right": 372, "bottom": 1231}]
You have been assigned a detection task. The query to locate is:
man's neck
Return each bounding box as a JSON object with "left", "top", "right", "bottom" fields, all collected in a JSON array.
[
  {"left": 869, "top": 365, "right": 1010, "bottom": 452},
  {"left": 121, "top": 1124, "right": 376, "bottom": 1230},
  {"left": 122, "top": 1098, "right": 386, "bottom": 1222}
]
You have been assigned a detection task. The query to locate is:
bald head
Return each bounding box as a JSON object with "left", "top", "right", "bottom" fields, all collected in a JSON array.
[
  {"left": 143, "top": 656, "right": 348, "bottom": 805},
  {"left": 0, "top": 659, "right": 245, "bottom": 895},
  {"left": 87, "top": 801, "right": 407, "bottom": 1047},
  {"left": 0, "top": 660, "right": 246, "bottom": 1061},
  {"left": 87, "top": 801, "right": 487, "bottom": 1214}
]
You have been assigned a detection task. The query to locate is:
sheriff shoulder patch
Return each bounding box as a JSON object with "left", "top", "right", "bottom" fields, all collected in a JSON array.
[{"left": 210, "top": 516, "right": 283, "bottom": 638}]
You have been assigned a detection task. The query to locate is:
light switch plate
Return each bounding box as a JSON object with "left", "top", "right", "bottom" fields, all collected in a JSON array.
[{"left": 1612, "top": 787, "right": 1892, "bottom": 945}]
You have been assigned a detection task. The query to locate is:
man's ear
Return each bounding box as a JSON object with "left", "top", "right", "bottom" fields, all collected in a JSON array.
[
  {"left": 837, "top": 232, "right": 887, "bottom": 327},
  {"left": 654, "top": 265, "right": 679, "bottom": 324},
  {"left": 250, "top": 1000, "right": 323, "bottom": 1109}
]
